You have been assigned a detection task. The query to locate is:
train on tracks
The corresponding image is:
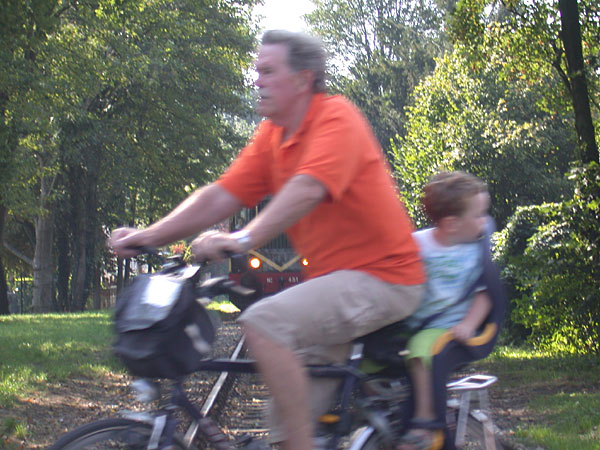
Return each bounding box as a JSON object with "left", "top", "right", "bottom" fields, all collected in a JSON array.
[{"left": 227, "top": 198, "right": 307, "bottom": 311}]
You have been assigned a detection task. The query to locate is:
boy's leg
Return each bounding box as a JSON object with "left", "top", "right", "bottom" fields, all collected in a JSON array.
[
  {"left": 406, "top": 328, "right": 448, "bottom": 420},
  {"left": 399, "top": 329, "right": 448, "bottom": 450},
  {"left": 409, "top": 357, "right": 435, "bottom": 420}
]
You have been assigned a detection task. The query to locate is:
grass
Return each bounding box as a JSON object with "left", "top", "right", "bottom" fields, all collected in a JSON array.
[
  {"left": 472, "top": 346, "right": 600, "bottom": 450},
  {"left": 0, "top": 417, "right": 27, "bottom": 439},
  {"left": 479, "top": 346, "right": 600, "bottom": 385},
  {"left": 0, "top": 310, "right": 124, "bottom": 446},
  {"left": 206, "top": 296, "right": 241, "bottom": 314},
  {"left": 0, "top": 311, "right": 122, "bottom": 409},
  {"left": 0, "top": 302, "right": 240, "bottom": 408},
  {"left": 520, "top": 391, "right": 600, "bottom": 449},
  {"left": 1, "top": 310, "right": 599, "bottom": 449}
]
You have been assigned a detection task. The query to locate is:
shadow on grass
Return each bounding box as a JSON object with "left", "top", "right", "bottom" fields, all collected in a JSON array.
[
  {"left": 472, "top": 346, "right": 600, "bottom": 450},
  {"left": 0, "top": 311, "right": 124, "bottom": 408}
]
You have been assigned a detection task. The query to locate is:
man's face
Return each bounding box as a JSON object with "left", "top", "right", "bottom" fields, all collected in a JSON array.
[{"left": 255, "top": 44, "right": 304, "bottom": 121}]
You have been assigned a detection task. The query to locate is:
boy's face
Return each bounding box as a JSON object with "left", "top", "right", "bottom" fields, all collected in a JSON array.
[{"left": 453, "top": 192, "right": 490, "bottom": 243}]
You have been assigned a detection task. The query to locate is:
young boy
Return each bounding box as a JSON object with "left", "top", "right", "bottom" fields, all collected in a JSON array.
[{"left": 399, "top": 171, "right": 493, "bottom": 450}]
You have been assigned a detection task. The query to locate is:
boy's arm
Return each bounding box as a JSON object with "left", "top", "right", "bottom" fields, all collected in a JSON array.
[{"left": 451, "top": 291, "right": 493, "bottom": 342}]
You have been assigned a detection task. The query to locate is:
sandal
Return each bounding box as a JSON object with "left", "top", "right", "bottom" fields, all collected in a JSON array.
[{"left": 397, "top": 418, "right": 444, "bottom": 450}]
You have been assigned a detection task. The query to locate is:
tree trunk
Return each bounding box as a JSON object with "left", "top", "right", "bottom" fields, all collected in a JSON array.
[
  {"left": 32, "top": 213, "right": 55, "bottom": 312},
  {"left": 0, "top": 205, "right": 9, "bottom": 315},
  {"left": 68, "top": 166, "right": 86, "bottom": 310},
  {"left": 32, "top": 177, "right": 55, "bottom": 313},
  {"left": 116, "top": 257, "right": 124, "bottom": 293},
  {"left": 558, "top": 0, "right": 599, "bottom": 163},
  {"left": 82, "top": 167, "right": 100, "bottom": 309},
  {"left": 55, "top": 220, "right": 70, "bottom": 311},
  {"left": 0, "top": 260, "right": 8, "bottom": 315},
  {"left": 72, "top": 237, "right": 87, "bottom": 310},
  {"left": 124, "top": 257, "right": 132, "bottom": 283},
  {"left": 92, "top": 264, "right": 101, "bottom": 310}
]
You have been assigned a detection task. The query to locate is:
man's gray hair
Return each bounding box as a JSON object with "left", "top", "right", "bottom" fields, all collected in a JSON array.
[{"left": 261, "top": 30, "right": 327, "bottom": 93}]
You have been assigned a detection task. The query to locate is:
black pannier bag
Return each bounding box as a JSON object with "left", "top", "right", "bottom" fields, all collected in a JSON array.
[{"left": 113, "top": 266, "right": 217, "bottom": 379}]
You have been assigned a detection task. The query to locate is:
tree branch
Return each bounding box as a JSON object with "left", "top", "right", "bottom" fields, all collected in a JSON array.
[
  {"left": 550, "top": 39, "right": 571, "bottom": 93},
  {"left": 3, "top": 242, "right": 33, "bottom": 267}
]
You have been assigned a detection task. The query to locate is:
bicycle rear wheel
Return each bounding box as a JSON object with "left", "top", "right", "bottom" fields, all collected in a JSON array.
[{"left": 48, "top": 418, "right": 192, "bottom": 450}]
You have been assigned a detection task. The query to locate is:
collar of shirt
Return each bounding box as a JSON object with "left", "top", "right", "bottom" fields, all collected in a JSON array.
[{"left": 269, "top": 93, "right": 326, "bottom": 151}]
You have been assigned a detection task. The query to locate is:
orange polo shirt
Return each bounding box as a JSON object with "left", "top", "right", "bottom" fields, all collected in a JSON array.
[{"left": 217, "top": 94, "right": 424, "bottom": 285}]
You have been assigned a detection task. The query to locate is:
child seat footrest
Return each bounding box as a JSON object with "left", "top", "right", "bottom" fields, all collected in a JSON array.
[{"left": 446, "top": 374, "right": 499, "bottom": 450}]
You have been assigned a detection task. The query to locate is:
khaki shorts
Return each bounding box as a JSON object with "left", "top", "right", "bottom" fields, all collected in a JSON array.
[
  {"left": 238, "top": 270, "right": 424, "bottom": 442},
  {"left": 238, "top": 269, "right": 423, "bottom": 352}
]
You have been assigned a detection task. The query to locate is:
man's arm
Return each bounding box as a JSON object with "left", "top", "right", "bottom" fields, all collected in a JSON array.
[
  {"left": 191, "top": 174, "right": 327, "bottom": 260},
  {"left": 244, "top": 174, "right": 327, "bottom": 247},
  {"left": 109, "top": 183, "right": 242, "bottom": 257}
]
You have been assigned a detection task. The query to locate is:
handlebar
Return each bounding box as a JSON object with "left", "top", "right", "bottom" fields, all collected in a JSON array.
[
  {"left": 131, "top": 247, "right": 256, "bottom": 302},
  {"left": 130, "top": 246, "right": 240, "bottom": 266},
  {"left": 196, "top": 276, "right": 256, "bottom": 299}
]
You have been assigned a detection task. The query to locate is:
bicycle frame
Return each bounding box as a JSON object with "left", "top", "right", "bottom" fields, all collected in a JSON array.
[
  {"left": 128, "top": 340, "right": 394, "bottom": 450},
  {"left": 47, "top": 251, "right": 503, "bottom": 450}
]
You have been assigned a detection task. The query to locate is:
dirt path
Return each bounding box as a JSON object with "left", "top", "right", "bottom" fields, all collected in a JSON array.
[
  {"left": 4, "top": 338, "right": 595, "bottom": 449},
  {"left": 1, "top": 371, "right": 537, "bottom": 449},
  {"left": 488, "top": 378, "right": 599, "bottom": 450},
  {"left": 1, "top": 371, "right": 141, "bottom": 449}
]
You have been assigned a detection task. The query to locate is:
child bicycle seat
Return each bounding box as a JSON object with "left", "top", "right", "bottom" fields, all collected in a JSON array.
[{"left": 359, "top": 218, "right": 507, "bottom": 449}]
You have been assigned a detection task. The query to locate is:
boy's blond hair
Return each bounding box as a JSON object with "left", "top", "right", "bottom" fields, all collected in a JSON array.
[{"left": 422, "top": 171, "right": 487, "bottom": 224}]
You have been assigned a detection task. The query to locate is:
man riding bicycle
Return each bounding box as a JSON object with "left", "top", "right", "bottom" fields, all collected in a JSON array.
[{"left": 109, "top": 30, "right": 425, "bottom": 450}]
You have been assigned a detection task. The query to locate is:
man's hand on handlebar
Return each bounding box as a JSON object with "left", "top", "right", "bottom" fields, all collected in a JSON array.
[
  {"left": 107, "top": 227, "right": 149, "bottom": 259},
  {"left": 191, "top": 230, "right": 248, "bottom": 262},
  {"left": 108, "top": 226, "right": 251, "bottom": 262}
]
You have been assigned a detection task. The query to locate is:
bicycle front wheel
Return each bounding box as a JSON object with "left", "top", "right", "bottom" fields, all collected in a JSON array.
[
  {"left": 347, "top": 426, "right": 392, "bottom": 450},
  {"left": 48, "top": 418, "right": 192, "bottom": 450}
]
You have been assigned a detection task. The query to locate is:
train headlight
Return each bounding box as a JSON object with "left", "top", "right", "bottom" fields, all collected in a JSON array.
[
  {"left": 301, "top": 258, "right": 309, "bottom": 267},
  {"left": 249, "top": 257, "right": 261, "bottom": 269}
]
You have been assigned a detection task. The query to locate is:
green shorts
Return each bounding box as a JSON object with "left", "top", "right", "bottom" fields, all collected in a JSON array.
[{"left": 406, "top": 328, "right": 448, "bottom": 369}]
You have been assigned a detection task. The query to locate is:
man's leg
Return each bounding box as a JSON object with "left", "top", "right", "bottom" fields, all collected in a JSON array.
[
  {"left": 267, "top": 342, "right": 351, "bottom": 444},
  {"left": 239, "top": 271, "right": 423, "bottom": 448},
  {"left": 243, "top": 324, "right": 313, "bottom": 450}
]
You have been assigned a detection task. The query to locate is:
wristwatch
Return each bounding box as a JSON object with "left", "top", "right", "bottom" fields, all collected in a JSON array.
[{"left": 230, "top": 229, "right": 252, "bottom": 250}]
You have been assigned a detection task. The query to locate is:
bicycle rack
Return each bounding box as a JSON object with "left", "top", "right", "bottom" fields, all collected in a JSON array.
[{"left": 446, "top": 374, "right": 498, "bottom": 450}]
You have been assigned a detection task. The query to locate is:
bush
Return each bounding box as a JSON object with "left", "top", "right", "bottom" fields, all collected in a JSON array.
[{"left": 494, "top": 163, "right": 600, "bottom": 353}]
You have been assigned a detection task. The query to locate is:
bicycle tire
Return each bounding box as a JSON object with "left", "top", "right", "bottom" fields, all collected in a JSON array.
[
  {"left": 347, "top": 426, "right": 392, "bottom": 450},
  {"left": 48, "top": 418, "right": 193, "bottom": 450}
]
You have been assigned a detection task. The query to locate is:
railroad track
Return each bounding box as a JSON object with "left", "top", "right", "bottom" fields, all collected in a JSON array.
[{"left": 189, "top": 318, "right": 270, "bottom": 447}]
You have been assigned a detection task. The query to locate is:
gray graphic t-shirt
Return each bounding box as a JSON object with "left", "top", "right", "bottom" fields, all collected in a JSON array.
[{"left": 406, "top": 228, "right": 484, "bottom": 330}]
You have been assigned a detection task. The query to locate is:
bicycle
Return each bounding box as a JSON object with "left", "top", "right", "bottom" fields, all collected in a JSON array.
[{"left": 48, "top": 253, "right": 506, "bottom": 450}]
